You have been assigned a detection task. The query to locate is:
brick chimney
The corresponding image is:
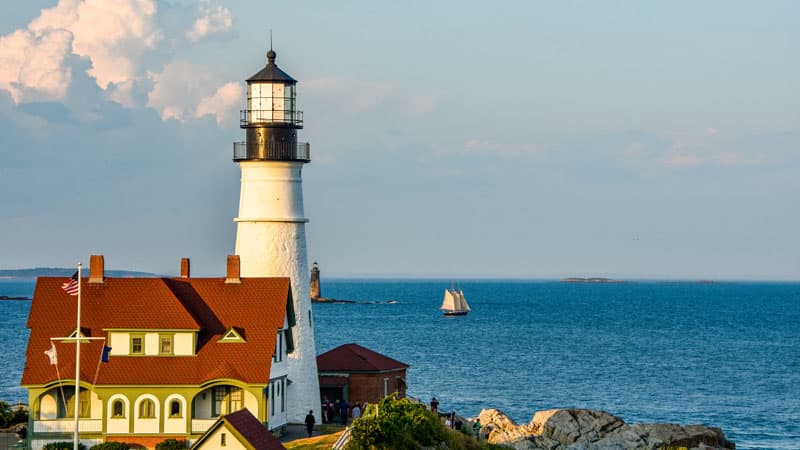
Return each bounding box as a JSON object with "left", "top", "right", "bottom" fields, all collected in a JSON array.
[
  {"left": 180, "top": 258, "right": 190, "bottom": 278},
  {"left": 89, "top": 255, "right": 104, "bottom": 284},
  {"left": 225, "top": 255, "right": 241, "bottom": 284}
]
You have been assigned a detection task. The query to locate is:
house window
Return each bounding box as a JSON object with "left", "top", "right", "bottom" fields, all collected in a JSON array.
[
  {"left": 131, "top": 335, "right": 144, "bottom": 355},
  {"left": 213, "top": 387, "right": 243, "bottom": 417},
  {"left": 220, "top": 432, "right": 227, "bottom": 447},
  {"left": 169, "top": 400, "right": 181, "bottom": 417},
  {"left": 112, "top": 400, "right": 125, "bottom": 418},
  {"left": 159, "top": 335, "right": 173, "bottom": 355},
  {"left": 273, "top": 330, "right": 283, "bottom": 363},
  {"left": 139, "top": 399, "right": 155, "bottom": 418},
  {"left": 62, "top": 388, "right": 90, "bottom": 418},
  {"left": 280, "top": 380, "right": 285, "bottom": 413},
  {"left": 270, "top": 383, "right": 275, "bottom": 416}
]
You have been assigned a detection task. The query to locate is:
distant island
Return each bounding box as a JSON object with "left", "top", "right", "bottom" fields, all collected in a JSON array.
[
  {"left": 0, "top": 267, "right": 159, "bottom": 278},
  {"left": 562, "top": 277, "right": 624, "bottom": 283}
]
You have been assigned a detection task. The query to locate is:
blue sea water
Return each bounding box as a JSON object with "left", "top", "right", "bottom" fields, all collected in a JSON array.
[{"left": 2, "top": 278, "right": 798, "bottom": 449}]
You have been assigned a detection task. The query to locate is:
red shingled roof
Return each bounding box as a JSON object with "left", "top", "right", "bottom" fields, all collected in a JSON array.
[
  {"left": 22, "top": 276, "right": 289, "bottom": 386},
  {"left": 316, "top": 343, "right": 408, "bottom": 373},
  {"left": 221, "top": 409, "right": 286, "bottom": 450}
]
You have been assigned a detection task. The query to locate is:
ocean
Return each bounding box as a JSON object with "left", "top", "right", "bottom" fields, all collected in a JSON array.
[{"left": 2, "top": 278, "right": 798, "bottom": 449}]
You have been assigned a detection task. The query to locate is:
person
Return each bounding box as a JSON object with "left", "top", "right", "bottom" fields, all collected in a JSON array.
[
  {"left": 454, "top": 418, "right": 463, "bottom": 430},
  {"left": 15, "top": 424, "right": 27, "bottom": 441},
  {"left": 430, "top": 397, "right": 439, "bottom": 413},
  {"left": 321, "top": 398, "right": 329, "bottom": 423},
  {"left": 473, "top": 418, "right": 482, "bottom": 439},
  {"left": 339, "top": 399, "right": 349, "bottom": 426},
  {"left": 328, "top": 400, "right": 336, "bottom": 424},
  {"left": 444, "top": 417, "right": 451, "bottom": 428},
  {"left": 304, "top": 410, "right": 315, "bottom": 437},
  {"left": 352, "top": 402, "right": 361, "bottom": 419}
]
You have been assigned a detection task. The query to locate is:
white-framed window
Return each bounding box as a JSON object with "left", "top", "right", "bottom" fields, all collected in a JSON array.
[
  {"left": 159, "top": 334, "right": 174, "bottom": 355},
  {"left": 130, "top": 335, "right": 144, "bottom": 355}
]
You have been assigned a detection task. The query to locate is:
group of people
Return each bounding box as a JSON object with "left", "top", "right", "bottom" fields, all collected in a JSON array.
[
  {"left": 321, "top": 397, "right": 367, "bottom": 426},
  {"left": 431, "top": 396, "right": 485, "bottom": 440}
]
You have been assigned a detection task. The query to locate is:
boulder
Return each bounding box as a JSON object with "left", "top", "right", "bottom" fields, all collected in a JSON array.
[{"left": 475, "top": 408, "right": 735, "bottom": 450}]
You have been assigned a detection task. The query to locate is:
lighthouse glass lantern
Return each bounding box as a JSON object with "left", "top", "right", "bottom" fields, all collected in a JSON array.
[
  {"left": 247, "top": 81, "right": 295, "bottom": 123},
  {"left": 235, "top": 49, "right": 308, "bottom": 162}
]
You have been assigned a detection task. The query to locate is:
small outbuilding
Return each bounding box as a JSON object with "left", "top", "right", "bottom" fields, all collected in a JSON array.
[
  {"left": 317, "top": 343, "right": 409, "bottom": 407},
  {"left": 191, "top": 409, "right": 286, "bottom": 450}
]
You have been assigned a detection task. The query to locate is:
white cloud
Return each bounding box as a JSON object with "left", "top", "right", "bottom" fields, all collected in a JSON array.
[
  {"left": 28, "top": 0, "right": 162, "bottom": 91},
  {"left": 0, "top": 0, "right": 238, "bottom": 126},
  {"left": 196, "top": 82, "right": 242, "bottom": 126},
  {"left": 186, "top": 0, "right": 233, "bottom": 43},
  {"left": 148, "top": 61, "right": 241, "bottom": 126},
  {"left": 0, "top": 28, "right": 73, "bottom": 103}
]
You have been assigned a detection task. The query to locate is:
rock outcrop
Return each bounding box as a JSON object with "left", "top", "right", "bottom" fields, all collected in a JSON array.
[{"left": 476, "top": 408, "right": 735, "bottom": 450}]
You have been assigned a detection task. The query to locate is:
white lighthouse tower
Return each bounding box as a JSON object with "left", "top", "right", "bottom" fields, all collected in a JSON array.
[{"left": 232, "top": 47, "right": 319, "bottom": 423}]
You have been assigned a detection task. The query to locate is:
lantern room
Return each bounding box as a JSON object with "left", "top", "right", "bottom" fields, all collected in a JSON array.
[{"left": 234, "top": 48, "right": 310, "bottom": 162}]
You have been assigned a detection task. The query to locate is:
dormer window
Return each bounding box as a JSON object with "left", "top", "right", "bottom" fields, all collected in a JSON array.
[
  {"left": 131, "top": 335, "right": 144, "bottom": 355},
  {"left": 159, "top": 334, "right": 174, "bottom": 355}
]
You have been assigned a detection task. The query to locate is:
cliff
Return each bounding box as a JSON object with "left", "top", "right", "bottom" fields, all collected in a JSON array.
[{"left": 476, "top": 408, "right": 735, "bottom": 450}]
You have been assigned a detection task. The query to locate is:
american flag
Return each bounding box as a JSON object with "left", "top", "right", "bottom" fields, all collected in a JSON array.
[{"left": 61, "top": 271, "right": 79, "bottom": 296}]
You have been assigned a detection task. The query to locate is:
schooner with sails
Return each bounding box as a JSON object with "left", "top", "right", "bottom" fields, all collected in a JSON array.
[{"left": 440, "top": 286, "right": 471, "bottom": 316}]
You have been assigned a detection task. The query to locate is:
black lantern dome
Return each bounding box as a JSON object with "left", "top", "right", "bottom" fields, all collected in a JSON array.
[{"left": 233, "top": 49, "right": 309, "bottom": 162}]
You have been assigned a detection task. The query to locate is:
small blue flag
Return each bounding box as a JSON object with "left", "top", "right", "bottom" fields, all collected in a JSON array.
[{"left": 101, "top": 345, "right": 111, "bottom": 363}]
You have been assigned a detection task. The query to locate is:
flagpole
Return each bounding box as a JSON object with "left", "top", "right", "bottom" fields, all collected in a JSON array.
[{"left": 74, "top": 262, "right": 81, "bottom": 450}]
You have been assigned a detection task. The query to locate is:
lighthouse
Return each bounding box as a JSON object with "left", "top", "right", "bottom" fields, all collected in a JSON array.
[{"left": 232, "top": 47, "right": 319, "bottom": 423}]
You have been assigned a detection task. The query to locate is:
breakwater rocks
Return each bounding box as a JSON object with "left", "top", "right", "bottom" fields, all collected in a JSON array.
[{"left": 477, "top": 408, "right": 735, "bottom": 450}]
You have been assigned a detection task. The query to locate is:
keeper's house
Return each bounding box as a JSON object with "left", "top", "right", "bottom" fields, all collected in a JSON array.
[
  {"left": 22, "top": 255, "right": 295, "bottom": 450},
  {"left": 317, "top": 343, "right": 408, "bottom": 406}
]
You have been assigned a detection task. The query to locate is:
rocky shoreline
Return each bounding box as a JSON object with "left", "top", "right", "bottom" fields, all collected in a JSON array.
[{"left": 475, "top": 408, "right": 735, "bottom": 450}]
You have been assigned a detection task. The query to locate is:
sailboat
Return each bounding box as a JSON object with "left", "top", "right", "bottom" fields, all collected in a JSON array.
[{"left": 440, "top": 286, "right": 471, "bottom": 316}]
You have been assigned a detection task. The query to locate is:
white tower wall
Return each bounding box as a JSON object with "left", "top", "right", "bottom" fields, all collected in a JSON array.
[{"left": 234, "top": 161, "right": 320, "bottom": 424}]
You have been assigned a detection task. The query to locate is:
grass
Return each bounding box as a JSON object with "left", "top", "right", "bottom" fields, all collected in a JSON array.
[{"left": 284, "top": 431, "right": 343, "bottom": 450}]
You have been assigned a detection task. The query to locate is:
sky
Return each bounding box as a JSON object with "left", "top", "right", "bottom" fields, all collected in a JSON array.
[{"left": 1, "top": 1, "right": 798, "bottom": 280}]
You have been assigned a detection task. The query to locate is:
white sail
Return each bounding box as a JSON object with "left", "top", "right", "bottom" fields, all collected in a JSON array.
[
  {"left": 440, "top": 289, "right": 458, "bottom": 311},
  {"left": 457, "top": 289, "right": 471, "bottom": 312}
]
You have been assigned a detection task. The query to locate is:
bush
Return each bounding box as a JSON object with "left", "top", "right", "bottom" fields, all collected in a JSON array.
[
  {"left": 155, "top": 439, "right": 186, "bottom": 450},
  {"left": 43, "top": 442, "right": 87, "bottom": 450},
  {"left": 90, "top": 443, "right": 131, "bottom": 450},
  {"left": 346, "top": 395, "right": 445, "bottom": 450}
]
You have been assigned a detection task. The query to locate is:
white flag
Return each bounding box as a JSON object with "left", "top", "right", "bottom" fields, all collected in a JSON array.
[{"left": 44, "top": 343, "right": 57, "bottom": 365}]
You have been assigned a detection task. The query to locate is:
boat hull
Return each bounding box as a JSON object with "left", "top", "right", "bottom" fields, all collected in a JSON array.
[{"left": 442, "top": 311, "right": 468, "bottom": 316}]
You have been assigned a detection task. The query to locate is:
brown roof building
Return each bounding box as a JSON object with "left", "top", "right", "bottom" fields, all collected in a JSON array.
[
  {"left": 317, "top": 343, "right": 408, "bottom": 418},
  {"left": 22, "top": 255, "right": 296, "bottom": 450}
]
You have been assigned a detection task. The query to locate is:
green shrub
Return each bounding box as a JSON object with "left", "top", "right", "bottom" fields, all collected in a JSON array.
[
  {"left": 155, "top": 439, "right": 186, "bottom": 450},
  {"left": 89, "top": 442, "right": 131, "bottom": 450},
  {"left": 346, "top": 395, "right": 444, "bottom": 450},
  {"left": 43, "top": 442, "right": 87, "bottom": 450}
]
